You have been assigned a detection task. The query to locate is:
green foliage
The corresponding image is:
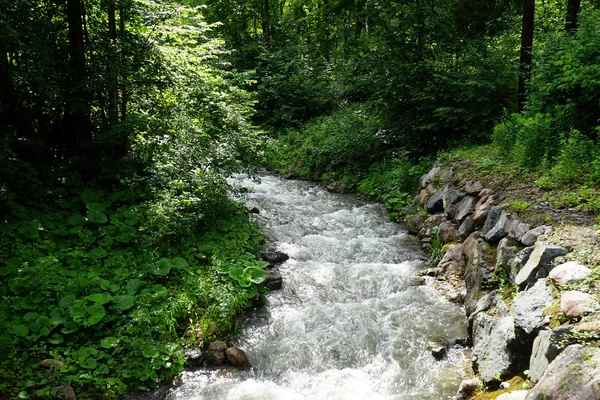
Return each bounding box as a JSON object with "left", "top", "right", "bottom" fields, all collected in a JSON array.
[{"left": 428, "top": 228, "right": 444, "bottom": 267}]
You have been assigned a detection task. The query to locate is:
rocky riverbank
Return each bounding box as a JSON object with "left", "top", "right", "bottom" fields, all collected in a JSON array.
[{"left": 405, "top": 163, "right": 600, "bottom": 400}]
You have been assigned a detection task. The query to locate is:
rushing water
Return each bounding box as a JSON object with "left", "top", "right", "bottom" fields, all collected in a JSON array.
[{"left": 155, "top": 174, "right": 468, "bottom": 400}]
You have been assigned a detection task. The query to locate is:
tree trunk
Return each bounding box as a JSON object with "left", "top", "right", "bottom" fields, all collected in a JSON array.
[
  {"left": 566, "top": 0, "right": 581, "bottom": 34},
  {"left": 355, "top": 0, "right": 365, "bottom": 38},
  {"left": 262, "top": 0, "right": 271, "bottom": 47},
  {"left": 108, "top": 1, "right": 118, "bottom": 127},
  {"left": 0, "top": 45, "right": 16, "bottom": 134},
  {"left": 120, "top": 6, "right": 127, "bottom": 123},
  {"left": 66, "top": 0, "right": 92, "bottom": 156},
  {"left": 518, "top": 0, "right": 535, "bottom": 111}
]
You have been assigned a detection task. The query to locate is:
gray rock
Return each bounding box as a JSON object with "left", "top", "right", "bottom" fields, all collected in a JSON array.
[
  {"left": 425, "top": 190, "right": 445, "bottom": 214},
  {"left": 507, "top": 219, "right": 531, "bottom": 242},
  {"left": 456, "top": 377, "right": 480, "bottom": 399},
  {"left": 439, "top": 221, "right": 459, "bottom": 243},
  {"left": 438, "top": 244, "right": 465, "bottom": 278},
  {"left": 525, "top": 345, "right": 600, "bottom": 400},
  {"left": 496, "top": 238, "right": 517, "bottom": 271},
  {"left": 528, "top": 327, "right": 570, "bottom": 383},
  {"left": 464, "top": 238, "right": 495, "bottom": 316},
  {"left": 419, "top": 214, "right": 447, "bottom": 239},
  {"left": 405, "top": 214, "right": 426, "bottom": 235},
  {"left": 421, "top": 267, "right": 442, "bottom": 277},
  {"left": 481, "top": 207, "right": 509, "bottom": 243},
  {"left": 208, "top": 341, "right": 228, "bottom": 365},
  {"left": 415, "top": 184, "right": 437, "bottom": 207},
  {"left": 261, "top": 251, "right": 289, "bottom": 264},
  {"left": 56, "top": 386, "right": 77, "bottom": 400},
  {"left": 326, "top": 181, "right": 344, "bottom": 193},
  {"left": 264, "top": 267, "right": 283, "bottom": 291},
  {"left": 514, "top": 243, "right": 568, "bottom": 288},
  {"left": 471, "top": 301, "right": 516, "bottom": 383},
  {"left": 464, "top": 180, "right": 484, "bottom": 196},
  {"left": 549, "top": 262, "right": 592, "bottom": 286},
  {"left": 497, "top": 391, "right": 528, "bottom": 400},
  {"left": 458, "top": 216, "right": 477, "bottom": 239},
  {"left": 443, "top": 188, "right": 466, "bottom": 217},
  {"left": 473, "top": 191, "right": 495, "bottom": 226},
  {"left": 420, "top": 166, "right": 441, "bottom": 189},
  {"left": 521, "top": 226, "right": 553, "bottom": 246},
  {"left": 510, "top": 246, "right": 535, "bottom": 285},
  {"left": 513, "top": 279, "right": 552, "bottom": 334},
  {"left": 560, "top": 291, "right": 599, "bottom": 318},
  {"left": 455, "top": 195, "right": 475, "bottom": 222},
  {"left": 428, "top": 339, "right": 447, "bottom": 360}
]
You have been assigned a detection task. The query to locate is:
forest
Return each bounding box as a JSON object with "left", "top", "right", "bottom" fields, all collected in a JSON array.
[{"left": 1, "top": 0, "right": 599, "bottom": 398}]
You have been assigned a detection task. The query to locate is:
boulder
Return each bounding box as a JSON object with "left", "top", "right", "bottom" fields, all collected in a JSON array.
[
  {"left": 208, "top": 341, "right": 228, "bottom": 365},
  {"left": 549, "top": 262, "right": 592, "bottom": 286},
  {"left": 528, "top": 327, "right": 571, "bottom": 383},
  {"left": 57, "top": 386, "right": 76, "bottom": 400},
  {"left": 418, "top": 214, "right": 447, "bottom": 239},
  {"left": 425, "top": 190, "right": 445, "bottom": 214},
  {"left": 496, "top": 238, "right": 517, "bottom": 271},
  {"left": 509, "top": 246, "right": 535, "bottom": 286},
  {"left": 560, "top": 291, "right": 599, "bottom": 318},
  {"left": 458, "top": 217, "right": 477, "bottom": 240},
  {"left": 261, "top": 251, "right": 289, "bottom": 264},
  {"left": 455, "top": 196, "right": 475, "bottom": 222},
  {"left": 415, "top": 184, "right": 437, "bottom": 206},
  {"left": 513, "top": 279, "right": 552, "bottom": 334},
  {"left": 572, "top": 320, "right": 600, "bottom": 334},
  {"left": 507, "top": 219, "right": 530, "bottom": 243},
  {"left": 473, "top": 192, "right": 496, "bottom": 226},
  {"left": 428, "top": 339, "right": 447, "bottom": 360},
  {"left": 464, "top": 180, "right": 484, "bottom": 196},
  {"left": 264, "top": 267, "right": 283, "bottom": 291},
  {"left": 456, "top": 378, "right": 480, "bottom": 399},
  {"left": 443, "top": 188, "right": 466, "bottom": 218},
  {"left": 326, "top": 181, "right": 345, "bottom": 193},
  {"left": 464, "top": 237, "right": 497, "bottom": 316},
  {"left": 226, "top": 346, "right": 252, "bottom": 370},
  {"left": 481, "top": 207, "right": 509, "bottom": 243},
  {"left": 439, "top": 221, "right": 459, "bottom": 244},
  {"left": 438, "top": 244, "right": 465, "bottom": 278},
  {"left": 405, "top": 214, "right": 426, "bottom": 235},
  {"left": 420, "top": 166, "right": 442, "bottom": 189},
  {"left": 514, "top": 243, "right": 568, "bottom": 288},
  {"left": 471, "top": 297, "right": 516, "bottom": 383},
  {"left": 249, "top": 207, "right": 260, "bottom": 214},
  {"left": 497, "top": 391, "right": 528, "bottom": 400},
  {"left": 525, "top": 345, "right": 600, "bottom": 400},
  {"left": 521, "top": 226, "right": 552, "bottom": 247},
  {"left": 39, "top": 359, "right": 64, "bottom": 370}
]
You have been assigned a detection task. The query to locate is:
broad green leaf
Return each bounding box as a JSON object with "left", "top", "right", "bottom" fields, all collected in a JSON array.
[
  {"left": 50, "top": 308, "right": 65, "bottom": 325},
  {"left": 116, "top": 226, "right": 136, "bottom": 242},
  {"left": 153, "top": 258, "right": 172, "bottom": 276},
  {"left": 85, "top": 292, "right": 112, "bottom": 305},
  {"left": 152, "top": 284, "right": 168, "bottom": 298},
  {"left": 61, "top": 321, "right": 80, "bottom": 334},
  {"left": 89, "top": 247, "right": 108, "bottom": 259},
  {"left": 78, "top": 347, "right": 98, "bottom": 359},
  {"left": 100, "top": 336, "right": 119, "bottom": 349},
  {"left": 70, "top": 304, "right": 87, "bottom": 319},
  {"left": 98, "top": 235, "right": 114, "bottom": 247},
  {"left": 126, "top": 279, "right": 143, "bottom": 294},
  {"left": 13, "top": 325, "right": 29, "bottom": 337},
  {"left": 85, "top": 305, "right": 106, "bottom": 326},
  {"left": 86, "top": 202, "right": 106, "bottom": 211},
  {"left": 23, "top": 312, "right": 39, "bottom": 323},
  {"left": 48, "top": 333, "right": 64, "bottom": 344},
  {"left": 116, "top": 295, "right": 136, "bottom": 311},
  {"left": 172, "top": 257, "right": 188, "bottom": 269},
  {"left": 80, "top": 357, "right": 97, "bottom": 369},
  {"left": 228, "top": 267, "right": 244, "bottom": 281},
  {"left": 142, "top": 345, "right": 159, "bottom": 358},
  {"left": 67, "top": 213, "right": 86, "bottom": 226},
  {"left": 59, "top": 295, "right": 76, "bottom": 308},
  {"left": 87, "top": 210, "right": 108, "bottom": 224},
  {"left": 81, "top": 189, "right": 102, "bottom": 204}
]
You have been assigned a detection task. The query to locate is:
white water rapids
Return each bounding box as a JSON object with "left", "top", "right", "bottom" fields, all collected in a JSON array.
[{"left": 153, "top": 174, "right": 468, "bottom": 400}]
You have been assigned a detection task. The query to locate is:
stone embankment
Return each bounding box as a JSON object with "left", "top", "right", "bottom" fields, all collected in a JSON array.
[{"left": 405, "top": 164, "right": 600, "bottom": 400}]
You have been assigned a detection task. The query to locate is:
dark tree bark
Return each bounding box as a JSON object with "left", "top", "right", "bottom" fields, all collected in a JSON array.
[
  {"left": 66, "top": 0, "right": 92, "bottom": 155},
  {"left": 518, "top": 0, "right": 535, "bottom": 111},
  {"left": 566, "top": 0, "right": 581, "bottom": 33},
  {"left": 120, "top": 6, "right": 127, "bottom": 123},
  {"left": 0, "top": 45, "right": 16, "bottom": 134},
  {"left": 355, "top": 0, "right": 365, "bottom": 38},
  {"left": 262, "top": 0, "right": 271, "bottom": 47}
]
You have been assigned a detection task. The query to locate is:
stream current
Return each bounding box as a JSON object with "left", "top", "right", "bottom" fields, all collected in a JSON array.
[{"left": 157, "top": 174, "right": 468, "bottom": 400}]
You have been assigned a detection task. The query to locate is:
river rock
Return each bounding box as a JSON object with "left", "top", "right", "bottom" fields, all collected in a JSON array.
[
  {"left": 471, "top": 294, "right": 516, "bottom": 383},
  {"left": 456, "top": 377, "right": 480, "bottom": 399},
  {"left": 528, "top": 327, "right": 570, "bottom": 383},
  {"left": 405, "top": 214, "right": 425, "bottom": 235},
  {"left": 57, "top": 386, "right": 76, "bottom": 400},
  {"left": 521, "top": 226, "right": 552, "bottom": 246},
  {"left": 513, "top": 279, "right": 552, "bottom": 334},
  {"left": 326, "top": 181, "right": 345, "bottom": 193},
  {"left": 249, "top": 207, "right": 260, "bottom": 214},
  {"left": 473, "top": 190, "right": 495, "bottom": 225},
  {"left": 514, "top": 243, "right": 568, "bottom": 289},
  {"left": 420, "top": 166, "right": 441, "bottom": 188},
  {"left": 525, "top": 345, "right": 600, "bottom": 400},
  {"left": 572, "top": 320, "right": 600, "bottom": 333},
  {"left": 455, "top": 195, "right": 474, "bottom": 222},
  {"left": 428, "top": 339, "right": 447, "bottom": 360},
  {"left": 39, "top": 359, "right": 64, "bottom": 370},
  {"left": 261, "top": 251, "right": 289, "bottom": 264},
  {"left": 464, "top": 180, "right": 484, "bottom": 196},
  {"left": 481, "top": 207, "right": 509, "bottom": 243},
  {"left": 425, "top": 190, "right": 445, "bottom": 214},
  {"left": 496, "top": 238, "right": 517, "bottom": 271},
  {"left": 464, "top": 237, "right": 496, "bottom": 316},
  {"left": 509, "top": 246, "right": 534, "bottom": 285},
  {"left": 498, "top": 391, "right": 528, "bottom": 400},
  {"left": 549, "top": 261, "right": 592, "bottom": 286},
  {"left": 415, "top": 183, "right": 437, "bottom": 206},
  {"left": 419, "top": 214, "right": 447, "bottom": 239},
  {"left": 264, "top": 267, "right": 283, "bottom": 290},
  {"left": 560, "top": 290, "right": 599, "bottom": 318},
  {"left": 507, "top": 219, "right": 530, "bottom": 243},
  {"left": 208, "top": 341, "right": 228, "bottom": 365},
  {"left": 439, "top": 221, "right": 459, "bottom": 243},
  {"left": 226, "top": 346, "right": 252, "bottom": 370},
  {"left": 438, "top": 243, "right": 465, "bottom": 278},
  {"left": 458, "top": 216, "right": 476, "bottom": 240}
]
